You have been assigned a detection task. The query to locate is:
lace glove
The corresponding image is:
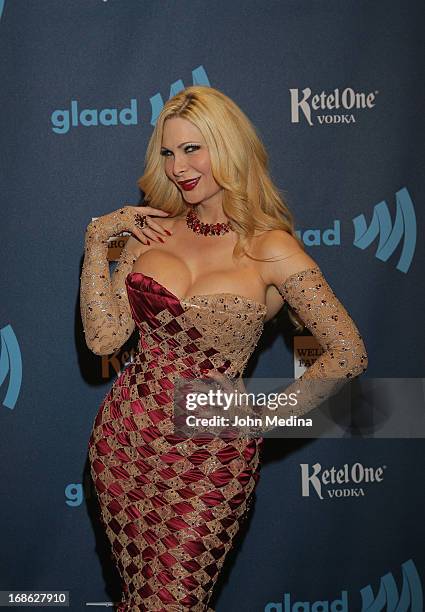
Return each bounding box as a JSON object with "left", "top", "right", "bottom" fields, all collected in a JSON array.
[
  {"left": 264, "top": 265, "right": 368, "bottom": 433},
  {"left": 80, "top": 206, "right": 169, "bottom": 356}
]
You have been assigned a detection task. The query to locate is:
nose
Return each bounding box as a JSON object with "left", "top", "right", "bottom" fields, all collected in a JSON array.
[{"left": 172, "top": 152, "right": 188, "bottom": 178}]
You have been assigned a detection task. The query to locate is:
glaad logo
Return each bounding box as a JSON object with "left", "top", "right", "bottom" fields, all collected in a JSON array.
[
  {"left": 149, "top": 65, "right": 209, "bottom": 126},
  {"left": 360, "top": 559, "right": 422, "bottom": 612},
  {"left": 65, "top": 473, "right": 96, "bottom": 506},
  {"left": 264, "top": 559, "right": 422, "bottom": 611},
  {"left": 353, "top": 186, "right": 416, "bottom": 273},
  {"left": 0, "top": 324, "right": 22, "bottom": 410},
  {"left": 65, "top": 483, "right": 84, "bottom": 507},
  {"left": 295, "top": 220, "right": 341, "bottom": 246},
  {"left": 300, "top": 461, "right": 386, "bottom": 500},
  {"left": 50, "top": 65, "right": 210, "bottom": 134},
  {"left": 265, "top": 591, "right": 348, "bottom": 611},
  {"left": 290, "top": 86, "right": 378, "bottom": 126},
  {"left": 295, "top": 188, "right": 416, "bottom": 272}
]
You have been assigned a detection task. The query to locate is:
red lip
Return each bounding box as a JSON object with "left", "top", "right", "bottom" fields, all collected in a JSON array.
[{"left": 178, "top": 177, "right": 201, "bottom": 191}]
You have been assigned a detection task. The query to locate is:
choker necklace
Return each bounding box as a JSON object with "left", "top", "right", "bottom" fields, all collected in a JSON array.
[{"left": 186, "top": 207, "right": 233, "bottom": 236}]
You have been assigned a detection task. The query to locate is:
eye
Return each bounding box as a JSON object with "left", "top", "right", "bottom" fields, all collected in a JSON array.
[{"left": 160, "top": 144, "right": 201, "bottom": 157}]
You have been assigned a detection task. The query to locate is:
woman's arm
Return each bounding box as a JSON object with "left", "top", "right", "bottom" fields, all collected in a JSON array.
[
  {"left": 259, "top": 231, "right": 368, "bottom": 420},
  {"left": 79, "top": 206, "right": 168, "bottom": 356},
  {"left": 263, "top": 231, "right": 368, "bottom": 376},
  {"left": 276, "top": 266, "right": 368, "bottom": 382}
]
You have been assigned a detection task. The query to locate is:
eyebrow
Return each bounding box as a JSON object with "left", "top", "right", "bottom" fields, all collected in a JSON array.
[{"left": 160, "top": 141, "right": 201, "bottom": 150}]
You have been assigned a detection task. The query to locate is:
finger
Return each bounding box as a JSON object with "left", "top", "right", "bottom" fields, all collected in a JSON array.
[
  {"left": 205, "top": 371, "right": 233, "bottom": 392},
  {"left": 130, "top": 212, "right": 158, "bottom": 242},
  {"left": 140, "top": 226, "right": 164, "bottom": 242},
  {"left": 189, "top": 380, "right": 213, "bottom": 395},
  {"left": 132, "top": 214, "right": 170, "bottom": 241},
  {"left": 203, "top": 373, "right": 225, "bottom": 391},
  {"left": 207, "top": 370, "right": 228, "bottom": 381},
  {"left": 140, "top": 206, "right": 171, "bottom": 217},
  {"left": 146, "top": 217, "right": 172, "bottom": 237},
  {"left": 129, "top": 226, "right": 152, "bottom": 245},
  {"left": 179, "top": 379, "right": 211, "bottom": 396}
]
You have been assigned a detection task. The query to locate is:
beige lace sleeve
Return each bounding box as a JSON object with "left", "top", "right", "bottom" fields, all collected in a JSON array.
[
  {"left": 79, "top": 221, "right": 139, "bottom": 356},
  {"left": 268, "top": 265, "right": 367, "bottom": 419},
  {"left": 278, "top": 266, "right": 368, "bottom": 381}
]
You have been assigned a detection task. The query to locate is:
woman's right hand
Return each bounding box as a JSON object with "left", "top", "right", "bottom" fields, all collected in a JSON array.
[{"left": 85, "top": 205, "right": 171, "bottom": 245}]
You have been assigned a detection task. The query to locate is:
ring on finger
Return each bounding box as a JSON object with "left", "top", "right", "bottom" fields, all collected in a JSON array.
[{"left": 135, "top": 213, "right": 148, "bottom": 229}]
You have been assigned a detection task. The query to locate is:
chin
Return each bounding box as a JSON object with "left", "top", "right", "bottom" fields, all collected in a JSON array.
[{"left": 182, "top": 195, "right": 203, "bottom": 205}]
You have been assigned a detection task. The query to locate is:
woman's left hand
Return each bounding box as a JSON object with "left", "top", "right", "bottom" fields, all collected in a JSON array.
[
  {"left": 177, "top": 370, "right": 249, "bottom": 435},
  {"left": 204, "top": 370, "right": 248, "bottom": 401}
]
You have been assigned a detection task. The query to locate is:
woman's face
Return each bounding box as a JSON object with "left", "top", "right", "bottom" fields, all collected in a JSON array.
[{"left": 161, "top": 117, "right": 222, "bottom": 207}]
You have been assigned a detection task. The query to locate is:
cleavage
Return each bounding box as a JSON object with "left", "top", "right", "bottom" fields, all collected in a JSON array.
[{"left": 132, "top": 249, "right": 254, "bottom": 300}]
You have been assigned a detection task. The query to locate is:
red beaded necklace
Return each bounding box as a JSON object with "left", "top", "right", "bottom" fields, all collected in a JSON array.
[{"left": 186, "top": 207, "right": 233, "bottom": 236}]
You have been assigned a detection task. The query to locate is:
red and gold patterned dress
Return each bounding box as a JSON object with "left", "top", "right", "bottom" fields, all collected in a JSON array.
[
  {"left": 80, "top": 213, "right": 368, "bottom": 611},
  {"left": 88, "top": 272, "right": 266, "bottom": 611}
]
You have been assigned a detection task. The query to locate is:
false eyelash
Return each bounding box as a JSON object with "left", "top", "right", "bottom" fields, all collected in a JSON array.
[{"left": 160, "top": 145, "right": 200, "bottom": 156}]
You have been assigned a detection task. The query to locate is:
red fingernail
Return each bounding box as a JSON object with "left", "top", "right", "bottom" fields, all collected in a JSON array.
[
  {"left": 158, "top": 236, "right": 164, "bottom": 243},
  {"left": 147, "top": 240, "right": 150, "bottom": 245},
  {"left": 165, "top": 230, "right": 172, "bottom": 235}
]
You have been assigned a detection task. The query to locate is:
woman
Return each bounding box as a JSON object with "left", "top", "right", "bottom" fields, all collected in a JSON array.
[{"left": 80, "top": 85, "right": 368, "bottom": 611}]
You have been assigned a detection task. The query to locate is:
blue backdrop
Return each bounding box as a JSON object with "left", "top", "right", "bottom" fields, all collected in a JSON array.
[{"left": 1, "top": 1, "right": 424, "bottom": 610}]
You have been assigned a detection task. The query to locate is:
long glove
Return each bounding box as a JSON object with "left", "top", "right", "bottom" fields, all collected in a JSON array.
[{"left": 80, "top": 208, "right": 142, "bottom": 356}]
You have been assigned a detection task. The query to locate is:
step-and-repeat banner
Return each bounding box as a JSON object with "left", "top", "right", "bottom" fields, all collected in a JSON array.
[{"left": 1, "top": 1, "right": 424, "bottom": 610}]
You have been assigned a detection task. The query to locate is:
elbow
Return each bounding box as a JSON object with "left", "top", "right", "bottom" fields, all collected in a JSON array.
[
  {"left": 360, "top": 348, "right": 369, "bottom": 373},
  {"left": 85, "top": 340, "right": 113, "bottom": 356},
  {"left": 323, "top": 334, "right": 368, "bottom": 380},
  {"left": 89, "top": 345, "right": 112, "bottom": 357},
  {"left": 350, "top": 353, "right": 368, "bottom": 377},
  {"left": 341, "top": 337, "right": 369, "bottom": 378},
  {"left": 83, "top": 332, "right": 120, "bottom": 357},
  {"left": 355, "top": 336, "right": 369, "bottom": 375}
]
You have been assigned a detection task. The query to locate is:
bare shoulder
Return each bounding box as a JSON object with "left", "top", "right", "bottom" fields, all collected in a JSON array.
[
  {"left": 249, "top": 229, "right": 319, "bottom": 285},
  {"left": 252, "top": 229, "right": 303, "bottom": 258}
]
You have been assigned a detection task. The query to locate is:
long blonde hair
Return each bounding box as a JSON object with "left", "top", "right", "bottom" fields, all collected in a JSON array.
[{"left": 137, "top": 85, "right": 305, "bottom": 329}]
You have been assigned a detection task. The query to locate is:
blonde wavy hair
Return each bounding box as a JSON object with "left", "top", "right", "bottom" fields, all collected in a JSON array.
[{"left": 137, "top": 85, "right": 305, "bottom": 330}]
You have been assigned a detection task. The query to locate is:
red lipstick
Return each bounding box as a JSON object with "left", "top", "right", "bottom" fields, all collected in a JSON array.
[{"left": 178, "top": 177, "right": 201, "bottom": 191}]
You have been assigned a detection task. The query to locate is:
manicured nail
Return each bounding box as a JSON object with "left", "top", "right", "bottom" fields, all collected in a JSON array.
[
  {"left": 147, "top": 240, "right": 150, "bottom": 245},
  {"left": 158, "top": 236, "right": 164, "bottom": 243},
  {"left": 165, "top": 230, "right": 172, "bottom": 236}
]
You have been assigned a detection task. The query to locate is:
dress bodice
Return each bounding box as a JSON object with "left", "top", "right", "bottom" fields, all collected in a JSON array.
[{"left": 125, "top": 272, "right": 267, "bottom": 381}]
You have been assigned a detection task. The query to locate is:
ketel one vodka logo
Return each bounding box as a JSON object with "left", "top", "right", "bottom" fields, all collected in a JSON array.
[
  {"left": 0, "top": 324, "right": 22, "bottom": 410},
  {"left": 300, "top": 461, "right": 386, "bottom": 500},
  {"left": 289, "top": 86, "right": 378, "bottom": 126}
]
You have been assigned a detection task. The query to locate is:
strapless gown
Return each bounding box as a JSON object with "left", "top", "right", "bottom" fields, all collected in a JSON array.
[{"left": 88, "top": 271, "right": 267, "bottom": 611}]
